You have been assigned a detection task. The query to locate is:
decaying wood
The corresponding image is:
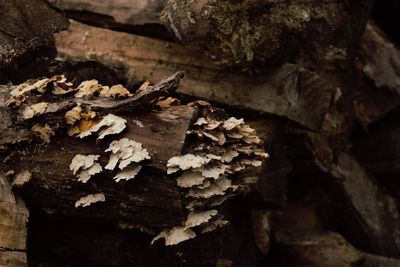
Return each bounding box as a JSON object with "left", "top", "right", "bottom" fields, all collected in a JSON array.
[
  {"left": 275, "top": 230, "right": 400, "bottom": 267},
  {"left": 49, "top": 0, "right": 166, "bottom": 26},
  {"left": 0, "top": 174, "right": 29, "bottom": 266},
  {"left": 55, "top": 20, "right": 335, "bottom": 130},
  {"left": 5, "top": 106, "right": 194, "bottom": 227},
  {"left": 0, "top": 0, "right": 69, "bottom": 82},
  {"left": 353, "top": 22, "right": 400, "bottom": 128},
  {"left": 0, "top": 71, "right": 183, "bottom": 147},
  {"left": 50, "top": 0, "right": 373, "bottom": 68}
]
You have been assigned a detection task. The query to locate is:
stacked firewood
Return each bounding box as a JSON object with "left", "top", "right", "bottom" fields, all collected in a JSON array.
[{"left": 1, "top": 0, "right": 400, "bottom": 266}]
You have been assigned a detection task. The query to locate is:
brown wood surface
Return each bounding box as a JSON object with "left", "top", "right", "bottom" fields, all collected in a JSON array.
[{"left": 55, "top": 20, "right": 335, "bottom": 130}]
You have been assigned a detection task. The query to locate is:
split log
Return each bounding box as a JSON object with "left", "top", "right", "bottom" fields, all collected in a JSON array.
[
  {"left": 55, "top": 20, "right": 335, "bottom": 130},
  {"left": 0, "top": 0, "right": 69, "bottom": 83},
  {"left": 0, "top": 174, "right": 29, "bottom": 267}
]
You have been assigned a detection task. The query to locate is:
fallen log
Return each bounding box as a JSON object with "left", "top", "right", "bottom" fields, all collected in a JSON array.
[
  {"left": 50, "top": 0, "right": 373, "bottom": 68},
  {"left": 0, "top": 73, "right": 268, "bottom": 248},
  {"left": 55, "top": 20, "right": 335, "bottom": 130}
]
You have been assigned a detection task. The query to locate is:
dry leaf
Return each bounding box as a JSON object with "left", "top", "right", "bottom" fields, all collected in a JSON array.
[
  {"left": 31, "top": 124, "right": 55, "bottom": 144},
  {"left": 75, "top": 193, "right": 105, "bottom": 208},
  {"left": 185, "top": 210, "right": 218, "bottom": 228},
  {"left": 152, "top": 227, "right": 196, "bottom": 246},
  {"left": 12, "top": 170, "right": 31, "bottom": 187},
  {"left": 113, "top": 165, "right": 142, "bottom": 182},
  {"left": 23, "top": 102, "right": 48, "bottom": 119}
]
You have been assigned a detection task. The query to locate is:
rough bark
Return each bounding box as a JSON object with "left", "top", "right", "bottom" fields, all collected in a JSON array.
[
  {"left": 49, "top": 0, "right": 373, "bottom": 68},
  {"left": 10, "top": 106, "right": 194, "bottom": 227},
  {"left": 0, "top": 0, "right": 69, "bottom": 83},
  {"left": 0, "top": 174, "right": 29, "bottom": 267}
]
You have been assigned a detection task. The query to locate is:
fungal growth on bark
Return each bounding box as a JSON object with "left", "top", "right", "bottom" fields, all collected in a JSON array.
[{"left": 152, "top": 102, "right": 268, "bottom": 245}]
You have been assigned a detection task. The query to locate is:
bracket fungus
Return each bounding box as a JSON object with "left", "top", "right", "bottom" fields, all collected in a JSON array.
[
  {"left": 69, "top": 154, "right": 103, "bottom": 183},
  {"left": 153, "top": 104, "right": 268, "bottom": 246},
  {"left": 75, "top": 193, "right": 106, "bottom": 208}
]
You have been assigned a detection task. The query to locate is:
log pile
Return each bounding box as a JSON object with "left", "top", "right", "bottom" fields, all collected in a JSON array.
[{"left": 1, "top": 0, "right": 400, "bottom": 266}]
